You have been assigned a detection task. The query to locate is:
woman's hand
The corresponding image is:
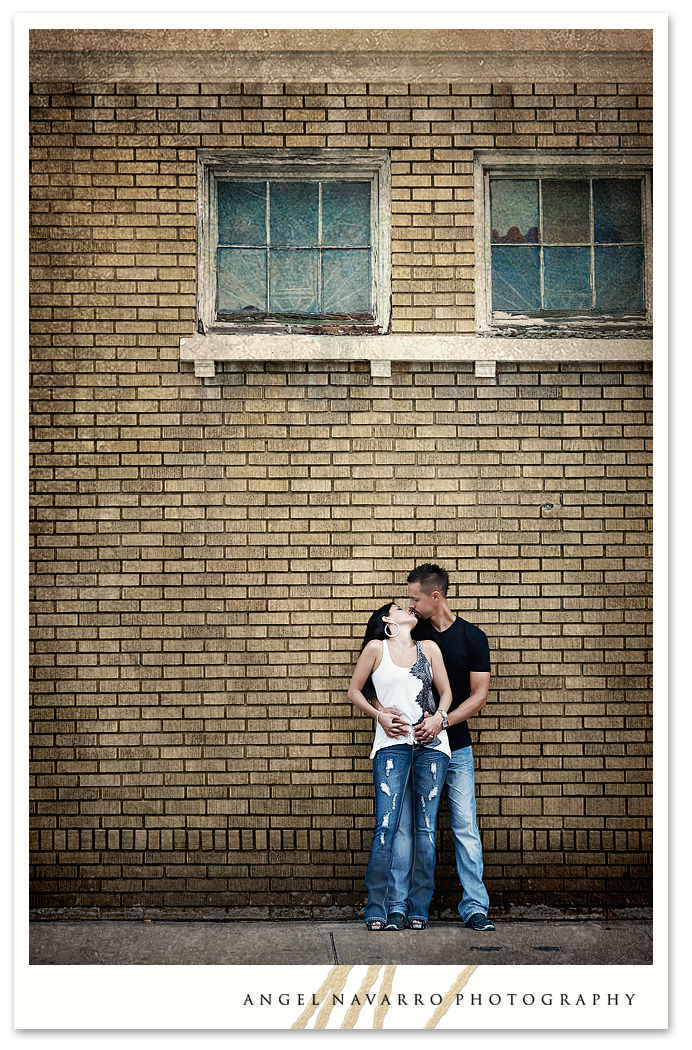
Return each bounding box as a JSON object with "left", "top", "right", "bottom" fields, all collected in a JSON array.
[
  {"left": 413, "top": 711, "right": 442, "bottom": 744},
  {"left": 378, "top": 708, "right": 411, "bottom": 739}
]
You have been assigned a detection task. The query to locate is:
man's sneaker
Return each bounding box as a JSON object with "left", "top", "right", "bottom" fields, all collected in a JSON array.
[
  {"left": 465, "top": 913, "right": 495, "bottom": 932},
  {"left": 384, "top": 912, "right": 407, "bottom": 931}
]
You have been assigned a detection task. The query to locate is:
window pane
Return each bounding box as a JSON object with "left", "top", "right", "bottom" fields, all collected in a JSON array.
[
  {"left": 270, "top": 183, "right": 319, "bottom": 246},
  {"left": 217, "top": 248, "right": 267, "bottom": 313},
  {"left": 491, "top": 245, "right": 541, "bottom": 311},
  {"left": 322, "top": 250, "right": 371, "bottom": 313},
  {"left": 542, "top": 180, "right": 590, "bottom": 244},
  {"left": 593, "top": 179, "right": 642, "bottom": 243},
  {"left": 490, "top": 180, "right": 539, "bottom": 243},
  {"left": 322, "top": 182, "right": 371, "bottom": 247},
  {"left": 269, "top": 250, "right": 319, "bottom": 313},
  {"left": 594, "top": 245, "right": 645, "bottom": 310},
  {"left": 217, "top": 181, "right": 266, "bottom": 246},
  {"left": 544, "top": 246, "right": 591, "bottom": 309}
]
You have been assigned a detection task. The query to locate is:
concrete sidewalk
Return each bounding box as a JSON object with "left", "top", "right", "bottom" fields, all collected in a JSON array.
[{"left": 29, "top": 919, "right": 653, "bottom": 966}]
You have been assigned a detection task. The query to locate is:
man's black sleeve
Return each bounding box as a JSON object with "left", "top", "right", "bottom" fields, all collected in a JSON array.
[{"left": 470, "top": 629, "right": 491, "bottom": 673}]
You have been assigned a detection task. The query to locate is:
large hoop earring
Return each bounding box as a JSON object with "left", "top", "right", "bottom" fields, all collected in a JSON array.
[{"left": 384, "top": 622, "right": 400, "bottom": 638}]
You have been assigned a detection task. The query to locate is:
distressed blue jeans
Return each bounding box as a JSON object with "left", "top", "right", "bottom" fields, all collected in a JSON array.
[
  {"left": 364, "top": 744, "right": 449, "bottom": 924},
  {"left": 387, "top": 744, "right": 490, "bottom": 922}
]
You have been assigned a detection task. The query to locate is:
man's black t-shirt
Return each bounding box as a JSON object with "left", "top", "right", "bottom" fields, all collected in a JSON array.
[{"left": 412, "top": 615, "right": 491, "bottom": 751}]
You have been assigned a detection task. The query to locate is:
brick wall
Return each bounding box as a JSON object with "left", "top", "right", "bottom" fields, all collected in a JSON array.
[{"left": 30, "top": 78, "right": 653, "bottom": 917}]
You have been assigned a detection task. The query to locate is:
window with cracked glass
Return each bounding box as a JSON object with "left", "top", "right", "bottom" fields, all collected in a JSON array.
[
  {"left": 474, "top": 152, "right": 653, "bottom": 338},
  {"left": 197, "top": 150, "right": 392, "bottom": 335}
]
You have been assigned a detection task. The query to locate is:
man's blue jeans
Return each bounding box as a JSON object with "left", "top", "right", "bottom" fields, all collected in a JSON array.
[
  {"left": 365, "top": 744, "right": 449, "bottom": 924},
  {"left": 386, "top": 744, "right": 489, "bottom": 922}
]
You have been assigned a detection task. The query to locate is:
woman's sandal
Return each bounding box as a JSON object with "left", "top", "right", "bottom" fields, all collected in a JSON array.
[
  {"left": 365, "top": 918, "right": 385, "bottom": 931},
  {"left": 409, "top": 919, "right": 427, "bottom": 930}
]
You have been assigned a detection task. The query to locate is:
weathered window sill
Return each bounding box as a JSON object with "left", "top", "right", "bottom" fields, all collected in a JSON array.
[
  {"left": 479, "top": 320, "right": 653, "bottom": 340},
  {"left": 180, "top": 331, "right": 653, "bottom": 378}
]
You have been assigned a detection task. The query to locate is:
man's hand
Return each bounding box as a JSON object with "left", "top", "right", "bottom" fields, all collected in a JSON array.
[
  {"left": 378, "top": 707, "right": 411, "bottom": 739},
  {"left": 413, "top": 711, "right": 443, "bottom": 744}
]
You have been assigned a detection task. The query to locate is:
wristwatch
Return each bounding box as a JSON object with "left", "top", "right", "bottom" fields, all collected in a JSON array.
[{"left": 439, "top": 710, "right": 449, "bottom": 729}]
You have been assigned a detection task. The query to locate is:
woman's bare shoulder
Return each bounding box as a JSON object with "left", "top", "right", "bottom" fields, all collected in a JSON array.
[
  {"left": 420, "top": 639, "right": 441, "bottom": 656},
  {"left": 362, "top": 638, "right": 385, "bottom": 670},
  {"left": 361, "top": 638, "right": 384, "bottom": 659}
]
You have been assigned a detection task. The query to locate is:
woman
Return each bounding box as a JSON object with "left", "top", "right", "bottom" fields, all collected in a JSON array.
[{"left": 347, "top": 601, "right": 452, "bottom": 931}]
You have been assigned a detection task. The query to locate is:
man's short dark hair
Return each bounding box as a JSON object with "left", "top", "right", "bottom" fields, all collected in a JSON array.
[{"left": 407, "top": 563, "right": 450, "bottom": 595}]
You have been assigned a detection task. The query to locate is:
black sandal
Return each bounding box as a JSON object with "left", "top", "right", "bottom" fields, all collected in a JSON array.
[
  {"left": 365, "top": 918, "right": 385, "bottom": 931},
  {"left": 409, "top": 918, "right": 427, "bottom": 930}
]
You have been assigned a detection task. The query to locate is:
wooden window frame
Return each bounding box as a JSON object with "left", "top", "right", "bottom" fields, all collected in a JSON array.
[
  {"left": 473, "top": 151, "right": 653, "bottom": 338},
  {"left": 197, "top": 149, "right": 392, "bottom": 336}
]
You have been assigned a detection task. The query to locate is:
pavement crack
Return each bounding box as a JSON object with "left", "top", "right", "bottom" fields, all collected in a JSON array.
[
  {"left": 329, "top": 931, "right": 339, "bottom": 965},
  {"left": 610, "top": 942, "right": 643, "bottom": 965}
]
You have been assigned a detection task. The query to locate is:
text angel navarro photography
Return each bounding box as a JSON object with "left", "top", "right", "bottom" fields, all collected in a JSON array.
[{"left": 243, "top": 991, "right": 638, "bottom": 1009}]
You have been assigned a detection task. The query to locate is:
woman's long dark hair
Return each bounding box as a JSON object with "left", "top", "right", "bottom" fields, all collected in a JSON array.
[
  {"left": 360, "top": 601, "right": 395, "bottom": 650},
  {"left": 359, "top": 601, "right": 395, "bottom": 703}
]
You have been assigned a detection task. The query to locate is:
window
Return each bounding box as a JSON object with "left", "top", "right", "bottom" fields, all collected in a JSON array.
[
  {"left": 196, "top": 150, "right": 391, "bottom": 335},
  {"left": 474, "top": 152, "right": 653, "bottom": 337}
]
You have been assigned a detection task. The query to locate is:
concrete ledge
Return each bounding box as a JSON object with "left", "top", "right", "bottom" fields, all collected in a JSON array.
[
  {"left": 180, "top": 332, "right": 653, "bottom": 363},
  {"left": 29, "top": 918, "right": 654, "bottom": 967},
  {"left": 30, "top": 905, "right": 654, "bottom": 923},
  {"left": 29, "top": 29, "right": 653, "bottom": 53},
  {"left": 29, "top": 49, "right": 653, "bottom": 85},
  {"left": 29, "top": 28, "right": 652, "bottom": 84}
]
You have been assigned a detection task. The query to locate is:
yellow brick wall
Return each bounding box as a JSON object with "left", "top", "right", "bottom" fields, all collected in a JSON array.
[{"left": 30, "top": 79, "right": 653, "bottom": 918}]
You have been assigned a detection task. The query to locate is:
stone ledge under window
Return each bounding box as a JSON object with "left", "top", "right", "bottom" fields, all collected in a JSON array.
[{"left": 180, "top": 332, "right": 653, "bottom": 376}]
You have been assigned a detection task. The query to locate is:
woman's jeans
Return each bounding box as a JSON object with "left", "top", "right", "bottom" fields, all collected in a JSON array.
[
  {"left": 387, "top": 744, "right": 490, "bottom": 922},
  {"left": 364, "top": 744, "right": 449, "bottom": 923}
]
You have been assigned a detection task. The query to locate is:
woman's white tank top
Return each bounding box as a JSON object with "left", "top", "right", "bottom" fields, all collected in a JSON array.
[{"left": 369, "top": 640, "right": 450, "bottom": 759}]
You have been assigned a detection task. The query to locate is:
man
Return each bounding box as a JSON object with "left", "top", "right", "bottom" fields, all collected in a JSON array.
[{"left": 377, "top": 563, "right": 494, "bottom": 932}]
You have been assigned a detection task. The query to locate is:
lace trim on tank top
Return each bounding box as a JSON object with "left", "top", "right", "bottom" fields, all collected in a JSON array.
[{"left": 407, "top": 642, "right": 440, "bottom": 747}]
